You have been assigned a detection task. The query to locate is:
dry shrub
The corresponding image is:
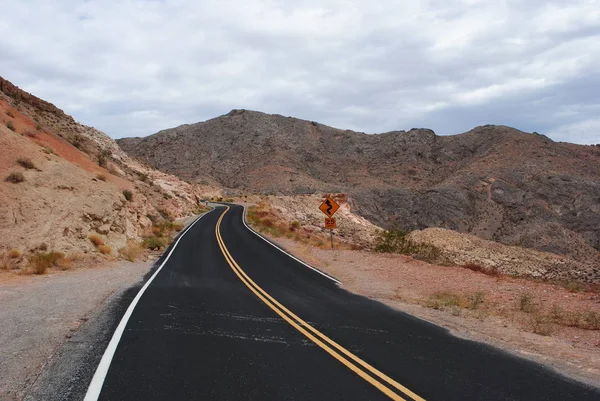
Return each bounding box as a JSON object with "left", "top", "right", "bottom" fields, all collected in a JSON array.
[
  {"left": 0, "top": 254, "right": 15, "bottom": 270},
  {"left": 96, "top": 174, "right": 107, "bottom": 182},
  {"left": 88, "top": 234, "right": 104, "bottom": 247},
  {"left": 530, "top": 313, "right": 555, "bottom": 336},
  {"left": 6, "top": 121, "right": 15, "bottom": 131},
  {"left": 5, "top": 172, "right": 24, "bottom": 183},
  {"left": 373, "top": 227, "right": 444, "bottom": 264},
  {"left": 6, "top": 110, "right": 15, "bottom": 118},
  {"left": 122, "top": 189, "right": 133, "bottom": 201},
  {"left": 28, "top": 251, "right": 65, "bottom": 274},
  {"left": 172, "top": 222, "right": 184, "bottom": 232},
  {"left": 152, "top": 226, "right": 164, "bottom": 237},
  {"left": 98, "top": 245, "right": 112, "bottom": 255},
  {"left": 17, "top": 157, "right": 36, "bottom": 169},
  {"left": 119, "top": 242, "right": 144, "bottom": 262},
  {"left": 426, "top": 291, "right": 486, "bottom": 312},
  {"left": 43, "top": 146, "right": 56, "bottom": 155},
  {"left": 519, "top": 293, "right": 536, "bottom": 313},
  {"left": 8, "top": 249, "right": 21, "bottom": 258}
]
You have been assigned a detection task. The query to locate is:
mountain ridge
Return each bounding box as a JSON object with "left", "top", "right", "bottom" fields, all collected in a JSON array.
[{"left": 117, "top": 109, "right": 600, "bottom": 276}]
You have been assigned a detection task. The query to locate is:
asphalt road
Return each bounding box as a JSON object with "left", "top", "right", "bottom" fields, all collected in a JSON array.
[{"left": 85, "top": 204, "right": 600, "bottom": 401}]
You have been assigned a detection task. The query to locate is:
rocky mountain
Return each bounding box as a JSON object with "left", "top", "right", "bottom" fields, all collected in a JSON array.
[
  {"left": 118, "top": 109, "right": 600, "bottom": 275},
  {"left": 0, "top": 76, "right": 218, "bottom": 264}
]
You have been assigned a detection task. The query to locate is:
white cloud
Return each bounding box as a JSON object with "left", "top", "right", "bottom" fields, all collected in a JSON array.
[{"left": 0, "top": 0, "right": 598, "bottom": 144}]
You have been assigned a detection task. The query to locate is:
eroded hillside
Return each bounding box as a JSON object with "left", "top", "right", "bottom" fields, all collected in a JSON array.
[{"left": 0, "top": 76, "right": 219, "bottom": 269}]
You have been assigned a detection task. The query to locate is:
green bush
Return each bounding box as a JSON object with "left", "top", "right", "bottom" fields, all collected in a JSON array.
[
  {"left": 143, "top": 237, "right": 166, "bottom": 250},
  {"left": 123, "top": 189, "right": 133, "bottom": 201},
  {"left": 373, "top": 227, "right": 442, "bottom": 263},
  {"left": 6, "top": 121, "right": 16, "bottom": 131}
]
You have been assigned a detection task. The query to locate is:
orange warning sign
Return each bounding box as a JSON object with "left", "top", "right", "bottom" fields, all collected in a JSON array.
[
  {"left": 325, "top": 218, "right": 337, "bottom": 229},
  {"left": 319, "top": 197, "right": 340, "bottom": 218}
]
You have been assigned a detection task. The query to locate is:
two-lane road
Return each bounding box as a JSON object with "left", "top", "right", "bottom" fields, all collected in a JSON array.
[{"left": 85, "top": 205, "right": 599, "bottom": 400}]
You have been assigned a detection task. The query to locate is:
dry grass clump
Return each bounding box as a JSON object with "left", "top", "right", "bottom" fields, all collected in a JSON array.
[
  {"left": 96, "top": 173, "right": 107, "bottom": 182},
  {"left": 98, "top": 245, "right": 112, "bottom": 255},
  {"left": 42, "top": 145, "right": 56, "bottom": 155},
  {"left": 8, "top": 249, "right": 21, "bottom": 258},
  {"left": 0, "top": 254, "right": 17, "bottom": 271},
  {"left": 28, "top": 251, "right": 65, "bottom": 274},
  {"left": 88, "top": 234, "right": 104, "bottom": 247},
  {"left": 518, "top": 293, "right": 537, "bottom": 313},
  {"left": 5, "top": 172, "right": 25, "bottom": 183},
  {"left": 425, "top": 291, "right": 486, "bottom": 314},
  {"left": 119, "top": 242, "right": 144, "bottom": 262},
  {"left": 17, "top": 157, "right": 36, "bottom": 169}
]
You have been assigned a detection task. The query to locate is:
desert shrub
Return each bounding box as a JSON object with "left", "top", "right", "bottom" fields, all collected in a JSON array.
[
  {"left": 88, "top": 234, "right": 104, "bottom": 247},
  {"left": 5, "top": 172, "right": 25, "bottom": 183},
  {"left": 119, "top": 242, "right": 144, "bottom": 262},
  {"left": 28, "top": 251, "right": 65, "bottom": 274},
  {"left": 468, "top": 291, "right": 485, "bottom": 310},
  {"left": 98, "top": 245, "right": 112, "bottom": 255},
  {"left": 42, "top": 146, "right": 56, "bottom": 155},
  {"left": 562, "top": 281, "right": 584, "bottom": 293},
  {"left": 373, "top": 227, "right": 442, "bottom": 263},
  {"left": 143, "top": 237, "right": 166, "bottom": 250},
  {"left": 8, "top": 249, "right": 21, "bottom": 258},
  {"left": 6, "top": 121, "right": 15, "bottom": 131},
  {"left": 71, "top": 134, "right": 84, "bottom": 149},
  {"left": 530, "top": 313, "right": 554, "bottom": 336},
  {"left": 163, "top": 193, "right": 173, "bottom": 200},
  {"left": 17, "top": 157, "right": 36, "bottom": 169},
  {"left": 172, "top": 222, "right": 184, "bottom": 232},
  {"left": 6, "top": 110, "right": 14, "bottom": 118},
  {"left": 96, "top": 174, "right": 107, "bottom": 182},
  {"left": 137, "top": 172, "right": 148, "bottom": 182},
  {"left": 152, "top": 226, "right": 164, "bottom": 237},
  {"left": 36, "top": 124, "right": 42, "bottom": 131},
  {"left": 122, "top": 189, "right": 133, "bottom": 201},
  {"left": 38, "top": 243, "right": 48, "bottom": 251},
  {"left": 519, "top": 293, "right": 536, "bottom": 313},
  {"left": 290, "top": 221, "right": 301, "bottom": 230},
  {"left": 584, "top": 311, "right": 600, "bottom": 330},
  {"left": 549, "top": 305, "right": 564, "bottom": 323}
]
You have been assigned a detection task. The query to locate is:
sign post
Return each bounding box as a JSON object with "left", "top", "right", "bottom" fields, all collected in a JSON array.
[{"left": 319, "top": 197, "right": 340, "bottom": 249}]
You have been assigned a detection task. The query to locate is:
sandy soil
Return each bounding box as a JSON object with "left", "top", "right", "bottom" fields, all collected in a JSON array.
[
  {"left": 0, "top": 260, "right": 151, "bottom": 401},
  {"left": 268, "top": 236, "right": 600, "bottom": 388}
]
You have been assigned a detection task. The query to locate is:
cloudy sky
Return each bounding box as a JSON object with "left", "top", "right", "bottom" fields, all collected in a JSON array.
[{"left": 1, "top": 0, "right": 599, "bottom": 143}]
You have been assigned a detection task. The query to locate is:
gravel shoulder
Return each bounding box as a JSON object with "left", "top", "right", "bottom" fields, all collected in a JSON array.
[{"left": 0, "top": 261, "right": 152, "bottom": 401}]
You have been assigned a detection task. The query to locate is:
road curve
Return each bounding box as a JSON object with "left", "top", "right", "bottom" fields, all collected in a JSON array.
[{"left": 86, "top": 204, "right": 599, "bottom": 400}]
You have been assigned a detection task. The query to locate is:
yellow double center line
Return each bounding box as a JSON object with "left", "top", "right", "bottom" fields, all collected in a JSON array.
[{"left": 215, "top": 206, "right": 425, "bottom": 401}]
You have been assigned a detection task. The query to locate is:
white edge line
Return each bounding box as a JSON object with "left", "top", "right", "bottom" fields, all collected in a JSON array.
[
  {"left": 83, "top": 208, "right": 214, "bottom": 401},
  {"left": 239, "top": 204, "right": 341, "bottom": 285}
]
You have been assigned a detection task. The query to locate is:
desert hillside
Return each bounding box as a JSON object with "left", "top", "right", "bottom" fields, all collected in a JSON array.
[
  {"left": 0, "top": 76, "right": 219, "bottom": 269},
  {"left": 117, "top": 109, "right": 600, "bottom": 270}
]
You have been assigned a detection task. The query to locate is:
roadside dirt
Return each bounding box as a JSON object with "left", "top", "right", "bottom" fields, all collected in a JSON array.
[
  {"left": 267, "top": 236, "right": 600, "bottom": 389},
  {"left": 0, "top": 260, "right": 151, "bottom": 401}
]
